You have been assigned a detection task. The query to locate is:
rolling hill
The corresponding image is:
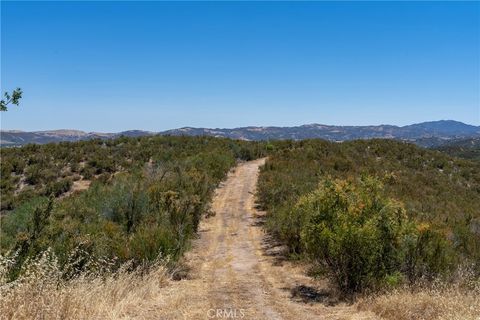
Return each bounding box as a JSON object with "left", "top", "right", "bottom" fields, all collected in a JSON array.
[{"left": 1, "top": 120, "right": 479, "bottom": 147}]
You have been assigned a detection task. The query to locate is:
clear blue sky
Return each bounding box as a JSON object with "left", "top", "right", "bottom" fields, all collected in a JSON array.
[{"left": 1, "top": 1, "right": 479, "bottom": 132}]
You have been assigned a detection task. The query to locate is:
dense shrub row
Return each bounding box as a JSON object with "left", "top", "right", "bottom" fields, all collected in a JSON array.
[
  {"left": 257, "top": 139, "right": 480, "bottom": 294},
  {"left": 0, "top": 136, "right": 267, "bottom": 280}
]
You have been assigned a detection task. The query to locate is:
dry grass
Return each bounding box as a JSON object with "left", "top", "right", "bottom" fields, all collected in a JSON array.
[
  {"left": 0, "top": 249, "right": 170, "bottom": 320},
  {"left": 1, "top": 249, "right": 479, "bottom": 320},
  {"left": 357, "top": 271, "right": 480, "bottom": 320}
]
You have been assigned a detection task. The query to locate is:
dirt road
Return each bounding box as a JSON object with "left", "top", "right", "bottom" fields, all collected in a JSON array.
[{"left": 154, "top": 159, "right": 378, "bottom": 320}]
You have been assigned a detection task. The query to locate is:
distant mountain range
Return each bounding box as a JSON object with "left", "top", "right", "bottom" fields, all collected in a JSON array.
[
  {"left": 0, "top": 129, "right": 155, "bottom": 146},
  {"left": 1, "top": 120, "right": 479, "bottom": 147}
]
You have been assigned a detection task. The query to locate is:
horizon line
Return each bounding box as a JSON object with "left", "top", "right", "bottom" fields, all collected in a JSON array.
[{"left": 1, "top": 119, "right": 479, "bottom": 134}]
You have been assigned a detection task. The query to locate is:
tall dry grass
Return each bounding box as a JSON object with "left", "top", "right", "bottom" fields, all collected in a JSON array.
[
  {"left": 0, "top": 249, "right": 170, "bottom": 320},
  {"left": 357, "top": 267, "right": 480, "bottom": 320},
  {"left": 1, "top": 248, "right": 479, "bottom": 319}
]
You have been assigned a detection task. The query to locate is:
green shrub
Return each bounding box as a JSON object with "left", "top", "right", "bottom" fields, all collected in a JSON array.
[
  {"left": 266, "top": 204, "right": 308, "bottom": 254},
  {"left": 44, "top": 178, "right": 73, "bottom": 197},
  {"left": 1, "top": 198, "right": 54, "bottom": 280},
  {"left": 0, "top": 197, "right": 51, "bottom": 253},
  {"left": 403, "top": 223, "right": 455, "bottom": 283},
  {"left": 300, "top": 177, "right": 410, "bottom": 294},
  {"left": 24, "top": 164, "right": 42, "bottom": 185},
  {"left": 129, "top": 223, "right": 177, "bottom": 262},
  {"left": 11, "top": 158, "right": 26, "bottom": 174},
  {"left": 298, "top": 176, "right": 456, "bottom": 294},
  {"left": 96, "top": 176, "right": 149, "bottom": 234},
  {"left": 80, "top": 165, "right": 96, "bottom": 180},
  {"left": 0, "top": 194, "right": 14, "bottom": 211}
]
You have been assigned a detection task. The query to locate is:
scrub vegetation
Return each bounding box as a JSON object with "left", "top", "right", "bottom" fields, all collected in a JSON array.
[
  {"left": 1, "top": 136, "right": 479, "bottom": 319},
  {"left": 0, "top": 136, "right": 267, "bottom": 279},
  {"left": 257, "top": 139, "right": 480, "bottom": 316}
]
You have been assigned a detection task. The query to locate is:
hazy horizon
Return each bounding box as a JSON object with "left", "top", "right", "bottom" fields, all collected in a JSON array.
[
  {"left": 1, "top": 119, "right": 479, "bottom": 134},
  {"left": 1, "top": 1, "right": 479, "bottom": 131}
]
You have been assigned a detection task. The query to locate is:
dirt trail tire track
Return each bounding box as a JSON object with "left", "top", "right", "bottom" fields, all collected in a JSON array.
[{"left": 154, "top": 159, "right": 378, "bottom": 320}]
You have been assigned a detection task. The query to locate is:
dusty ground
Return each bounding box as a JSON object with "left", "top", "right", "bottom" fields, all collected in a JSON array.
[{"left": 150, "top": 158, "right": 379, "bottom": 320}]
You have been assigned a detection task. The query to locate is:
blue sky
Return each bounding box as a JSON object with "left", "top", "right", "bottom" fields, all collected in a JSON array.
[{"left": 1, "top": 1, "right": 479, "bottom": 132}]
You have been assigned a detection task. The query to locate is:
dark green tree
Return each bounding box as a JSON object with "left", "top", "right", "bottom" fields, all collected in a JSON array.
[{"left": 0, "top": 88, "right": 23, "bottom": 111}]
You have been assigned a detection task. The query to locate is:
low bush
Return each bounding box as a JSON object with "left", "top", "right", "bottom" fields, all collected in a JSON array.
[
  {"left": 262, "top": 176, "right": 459, "bottom": 295},
  {"left": 300, "top": 177, "right": 411, "bottom": 293},
  {"left": 300, "top": 176, "right": 456, "bottom": 294},
  {"left": 43, "top": 178, "right": 73, "bottom": 197}
]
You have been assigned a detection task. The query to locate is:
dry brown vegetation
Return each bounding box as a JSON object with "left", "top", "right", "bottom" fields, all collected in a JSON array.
[
  {"left": 0, "top": 249, "right": 170, "bottom": 320},
  {"left": 358, "top": 279, "right": 480, "bottom": 320},
  {"left": 1, "top": 251, "right": 478, "bottom": 320}
]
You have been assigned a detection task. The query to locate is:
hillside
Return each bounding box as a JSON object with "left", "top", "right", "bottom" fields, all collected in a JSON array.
[
  {"left": 434, "top": 137, "right": 480, "bottom": 161},
  {"left": 0, "top": 129, "right": 154, "bottom": 146},
  {"left": 163, "top": 120, "right": 480, "bottom": 144},
  {"left": 258, "top": 138, "right": 480, "bottom": 232},
  {"left": 0, "top": 136, "right": 265, "bottom": 212},
  {"left": 2, "top": 120, "right": 479, "bottom": 147}
]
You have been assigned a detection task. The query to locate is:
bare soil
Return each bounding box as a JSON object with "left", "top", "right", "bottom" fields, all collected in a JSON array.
[{"left": 151, "top": 159, "right": 378, "bottom": 320}]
